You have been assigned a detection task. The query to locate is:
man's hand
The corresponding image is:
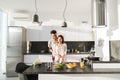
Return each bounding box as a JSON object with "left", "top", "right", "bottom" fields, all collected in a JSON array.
[{"left": 49, "top": 47, "right": 53, "bottom": 53}]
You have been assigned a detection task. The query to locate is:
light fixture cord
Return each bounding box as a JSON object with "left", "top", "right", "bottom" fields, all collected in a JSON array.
[
  {"left": 63, "top": 0, "right": 67, "bottom": 22},
  {"left": 35, "top": 0, "right": 38, "bottom": 14}
]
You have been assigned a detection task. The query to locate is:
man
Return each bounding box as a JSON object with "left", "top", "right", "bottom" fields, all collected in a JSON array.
[{"left": 48, "top": 30, "right": 58, "bottom": 62}]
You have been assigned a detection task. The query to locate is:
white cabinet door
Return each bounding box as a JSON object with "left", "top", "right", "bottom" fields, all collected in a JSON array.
[
  {"left": 66, "top": 54, "right": 89, "bottom": 62},
  {"left": 24, "top": 55, "right": 52, "bottom": 65},
  {"left": 24, "top": 55, "right": 39, "bottom": 65}
]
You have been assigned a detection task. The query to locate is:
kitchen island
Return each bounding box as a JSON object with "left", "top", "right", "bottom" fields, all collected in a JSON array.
[{"left": 23, "top": 62, "right": 120, "bottom": 80}]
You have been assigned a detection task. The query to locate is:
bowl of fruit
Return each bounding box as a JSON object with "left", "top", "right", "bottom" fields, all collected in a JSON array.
[{"left": 66, "top": 62, "right": 77, "bottom": 69}]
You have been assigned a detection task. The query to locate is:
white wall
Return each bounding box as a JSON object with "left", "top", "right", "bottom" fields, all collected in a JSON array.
[
  {"left": 4, "top": 0, "right": 92, "bottom": 27},
  {"left": 94, "top": 27, "right": 110, "bottom": 61},
  {"left": 0, "top": 10, "right": 2, "bottom": 73},
  {"left": 107, "top": 0, "right": 120, "bottom": 40},
  {"left": 26, "top": 25, "right": 93, "bottom": 41}
]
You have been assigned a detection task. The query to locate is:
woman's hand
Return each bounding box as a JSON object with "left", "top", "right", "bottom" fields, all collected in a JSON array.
[
  {"left": 61, "top": 54, "right": 65, "bottom": 63},
  {"left": 57, "top": 54, "right": 65, "bottom": 63},
  {"left": 56, "top": 54, "right": 61, "bottom": 63}
]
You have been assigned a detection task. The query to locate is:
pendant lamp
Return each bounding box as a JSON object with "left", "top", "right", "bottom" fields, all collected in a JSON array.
[
  {"left": 33, "top": 14, "right": 39, "bottom": 22},
  {"left": 61, "top": 0, "right": 68, "bottom": 27},
  {"left": 33, "top": 0, "right": 39, "bottom": 23}
]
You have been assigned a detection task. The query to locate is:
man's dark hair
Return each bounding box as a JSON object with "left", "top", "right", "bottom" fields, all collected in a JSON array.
[{"left": 50, "top": 30, "right": 57, "bottom": 34}]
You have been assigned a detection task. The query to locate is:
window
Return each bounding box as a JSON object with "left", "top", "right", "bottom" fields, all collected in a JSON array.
[
  {"left": 0, "top": 10, "right": 2, "bottom": 46},
  {"left": 0, "top": 9, "right": 8, "bottom": 73}
]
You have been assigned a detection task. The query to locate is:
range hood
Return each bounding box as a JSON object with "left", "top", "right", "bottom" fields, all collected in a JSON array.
[{"left": 92, "top": 0, "right": 106, "bottom": 27}]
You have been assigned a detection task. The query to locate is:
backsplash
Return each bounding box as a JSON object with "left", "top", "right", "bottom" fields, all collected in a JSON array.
[
  {"left": 28, "top": 41, "right": 94, "bottom": 54},
  {"left": 66, "top": 41, "right": 94, "bottom": 53}
]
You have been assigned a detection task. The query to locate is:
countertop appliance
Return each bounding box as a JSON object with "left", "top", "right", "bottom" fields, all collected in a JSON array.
[{"left": 6, "top": 26, "right": 26, "bottom": 77}]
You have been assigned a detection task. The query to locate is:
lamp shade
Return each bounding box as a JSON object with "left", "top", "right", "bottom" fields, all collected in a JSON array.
[
  {"left": 33, "top": 14, "right": 39, "bottom": 23},
  {"left": 61, "top": 21, "right": 67, "bottom": 27}
]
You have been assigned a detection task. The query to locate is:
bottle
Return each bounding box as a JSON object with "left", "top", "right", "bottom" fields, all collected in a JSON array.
[
  {"left": 80, "top": 58, "right": 85, "bottom": 69},
  {"left": 89, "top": 60, "right": 93, "bottom": 68}
]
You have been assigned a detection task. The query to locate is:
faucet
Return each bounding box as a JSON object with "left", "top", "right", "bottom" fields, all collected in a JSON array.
[{"left": 89, "top": 47, "right": 95, "bottom": 57}]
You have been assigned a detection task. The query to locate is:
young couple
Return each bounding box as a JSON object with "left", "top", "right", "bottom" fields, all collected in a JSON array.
[{"left": 48, "top": 30, "right": 67, "bottom": 63}]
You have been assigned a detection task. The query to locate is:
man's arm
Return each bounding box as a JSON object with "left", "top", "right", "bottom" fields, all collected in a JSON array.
[{"left": 48, "top": 40, "right": 53, "bottom": 53}]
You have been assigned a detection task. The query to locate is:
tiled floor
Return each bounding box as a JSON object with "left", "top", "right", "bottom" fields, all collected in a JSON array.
[{"left": 0, "top": 73, "right": 19, "bottom": 80}]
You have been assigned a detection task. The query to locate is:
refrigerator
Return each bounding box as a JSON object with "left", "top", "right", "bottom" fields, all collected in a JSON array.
[{"left": 6, "top": 26, "right": 26, "bottom": 77}]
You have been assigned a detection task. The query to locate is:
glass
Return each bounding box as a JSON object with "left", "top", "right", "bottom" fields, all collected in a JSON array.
[
  {"left": 80, "top": 62, "right": 85, "bottom": 69},
  {"left": 79, "top": 58, "right": 85, "bottom": 69},
  {"left": 46, "top": 62, "right": 52, "bottom": 71}
]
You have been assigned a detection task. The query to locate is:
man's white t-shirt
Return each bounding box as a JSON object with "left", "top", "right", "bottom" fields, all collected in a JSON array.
[{"left": 48, "top": 39, "right": 57, "bottom": 56}]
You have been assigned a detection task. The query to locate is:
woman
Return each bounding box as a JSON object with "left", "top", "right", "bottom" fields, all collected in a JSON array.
[{"left": 55, "top": 35, "right": 67, "bottom": 63}]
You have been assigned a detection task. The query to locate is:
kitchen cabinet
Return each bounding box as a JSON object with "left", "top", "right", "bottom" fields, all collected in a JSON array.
[{"left": 24, "top": 54, "right": 90, "bottom": 65}]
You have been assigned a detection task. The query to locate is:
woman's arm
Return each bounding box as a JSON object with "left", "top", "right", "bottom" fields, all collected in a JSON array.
[
  {"left": 48, "top": 40, "right": 52, "bottom": 52},
  {"left": 60, "top": 43, "right": 67, "bottom": 63},
  {"left": 63, "top": 43, "right": 67, "bottom": 55},
  {"left": 61, "top": 54, "right": 66, "bottom": 62}
]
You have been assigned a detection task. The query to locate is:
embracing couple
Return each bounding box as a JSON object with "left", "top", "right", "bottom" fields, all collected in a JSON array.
[{"left": 48, "top": 30, "right": 67, "bottom": 63}]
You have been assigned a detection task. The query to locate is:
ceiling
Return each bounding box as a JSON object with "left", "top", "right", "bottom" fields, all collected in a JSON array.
[{"left": 0, "top": 0, "right": 92, "bottom": 25}]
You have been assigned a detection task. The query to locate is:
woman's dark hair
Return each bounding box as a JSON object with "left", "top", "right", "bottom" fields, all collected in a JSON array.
[
  {"left": 50, "top": 30, "right": 57, "bottom": 34},
  {"left": 58, "top": 35, "right": 64, "bottom": 43}
]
